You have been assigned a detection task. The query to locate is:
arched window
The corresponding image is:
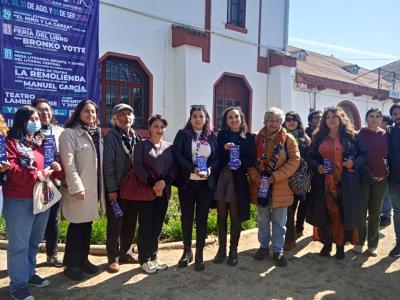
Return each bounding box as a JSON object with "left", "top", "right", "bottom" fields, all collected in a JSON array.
[
  {"left": 214, "top": 74, "right": 252, "bottom": 131},
  {"left": 338, "top": 100, "right": 361, "bottom": 130},
  {"left": 99, "top": 55, "right": 150, "bottom": 128}
]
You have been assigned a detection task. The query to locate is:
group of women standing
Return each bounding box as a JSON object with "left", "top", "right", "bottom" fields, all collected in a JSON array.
[{"left": 1, "top": 98, "right": 392, "bottom": 299}]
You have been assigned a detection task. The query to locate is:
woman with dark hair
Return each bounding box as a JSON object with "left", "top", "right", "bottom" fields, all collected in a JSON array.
[
  {"left": 213, "top": 107, "right": 255, "bottom": 266},
  {"left": 352, "top": 108, "right": 388, "bottom": 256},
  {"left": 59, "top": 100, "right": 105, "bottom": 280},
  {"left": 133, "top": 115, "right": 176, "bottom": 274},
  {"left": 282, "top": 111, "right": 311, "bottom": 251},
  {"left": 31, "top": 98, "right": 64, "bottom": 267},
  {"left": 3, "top": 106, "right": 63, "bottom": 300},
  {"left": 307, "top": 106, "right": 369, "bottom": 260},
  {"left": 173, "top": 105, "right": 219, "bottom": 271}
]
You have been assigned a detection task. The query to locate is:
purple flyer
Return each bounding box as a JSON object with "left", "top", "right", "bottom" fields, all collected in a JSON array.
[
  {"left": 230, "top": 145, "right": 240, "bottom": 168},
  {"left": 0, "top": 135, "right": 6, "bottom": 162},
  {"left": 323, "top": 159, "right": 333, "bottom": 174},
  {"left": 196, "top": 155, "right": 208, "bottom": 175},
  {"left": 257, "top": 175, "right": 270, "bottom": 198}
]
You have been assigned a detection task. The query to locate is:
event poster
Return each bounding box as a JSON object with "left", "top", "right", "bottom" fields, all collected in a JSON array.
[{"left": 0, "top": 0, "right": 100, "bottom": 127}]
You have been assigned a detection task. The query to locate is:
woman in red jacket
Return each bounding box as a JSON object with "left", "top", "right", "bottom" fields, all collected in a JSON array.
[{"left": 2, "top": 106, "right": 63, "bottom": 300}]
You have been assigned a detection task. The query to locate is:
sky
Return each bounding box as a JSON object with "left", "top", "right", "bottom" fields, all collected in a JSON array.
[{"left": 288, "top": 0, "right": 400, "bottom": 71}]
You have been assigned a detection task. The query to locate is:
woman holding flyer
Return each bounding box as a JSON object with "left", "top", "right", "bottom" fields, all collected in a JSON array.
[
  {"left": 282, "top": 111, "right": 311, "bottom": 251},
  {"left": 173, "top": 105, "right": 219, "bottom": 271},
  {"left": 32, "top": 98, "right": 65, "bottom": 268},
  {"left": 213, "top": 107, "right": 255, "bottom": 266},
  {"left": 248, "top": 107, "right": 300, "bottom": 267},
  {"left": 307, "top": 106, "right": 368, "bottom": 260},
  {"left": 59, "top": 100, "right": 105, "bottom": 280},
  {"left": 2, "top": 106, "right": 63, "bottom": 300}
]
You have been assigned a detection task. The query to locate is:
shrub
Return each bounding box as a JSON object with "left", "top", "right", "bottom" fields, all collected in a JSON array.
[{"left": 0, "top": 197, "right": 259, "bottom": 245}]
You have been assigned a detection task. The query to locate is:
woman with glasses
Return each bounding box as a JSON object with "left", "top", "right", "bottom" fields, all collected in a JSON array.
[
  {"left": 31, "top": 98, "right": 65, "bottom": 268},
  {"left": 173, "top": 105, "right": 219, "bottom": 271},
  {"left": 307, "top": 106, "right": 368, "bottom": 260},
  {"left": 282, "top": 112, "right": 311, "bottom": 251},
  {"left": 213, "top": 107, "right": 255, "bottom": 266},
  {"left": 248, "top": 107, "right": 300, "bottom": 267}
]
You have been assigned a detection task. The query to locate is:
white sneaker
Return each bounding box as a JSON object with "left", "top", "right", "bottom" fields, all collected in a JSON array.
[
  {"left": 352, "top": 245, "right": 363, "bottom": 253},
  {"left": 368, "top": 248, "right": 378, "bottom": 257},
  {"left": 152, "top": 259, "right": 168, "bottom": 270},
  {"left": 140, "top": 261, "right": 158, "bottom": 274}
]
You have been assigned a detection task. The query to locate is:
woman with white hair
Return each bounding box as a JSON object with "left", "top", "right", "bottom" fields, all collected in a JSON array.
[{"left": 248, "top": 107, "right": 300, "bottom": 267}]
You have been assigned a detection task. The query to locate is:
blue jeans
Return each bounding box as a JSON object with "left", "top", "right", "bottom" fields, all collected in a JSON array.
[
  {"left": 3, "top": 198, "right": 50, "bottom": 293},
  {"left": 381, "top": 187, "right": 392, "bottom": 219},
  {"left": 389, "top": 184, "right": 400, "bottom": 243},
  {"left": 257, "top": 205, "right": 288, "bottom": 253}
]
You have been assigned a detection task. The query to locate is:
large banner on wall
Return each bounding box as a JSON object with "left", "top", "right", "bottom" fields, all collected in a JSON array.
[{"left": 0, "top": 0, "right": 99, "bottom": 127}]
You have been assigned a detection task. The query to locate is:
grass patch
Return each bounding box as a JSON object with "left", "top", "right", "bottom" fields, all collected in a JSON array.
[{"left": 0, "top": 195, "right": 258, "bottom": 244}]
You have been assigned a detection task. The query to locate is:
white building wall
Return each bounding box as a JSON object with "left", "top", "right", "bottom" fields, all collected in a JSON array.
[
  {"left": 292, "top": 83, "right": 395, "bottom": 127},
  {"left": 99, "top": 0, "right": 287, "bottom": 140}
]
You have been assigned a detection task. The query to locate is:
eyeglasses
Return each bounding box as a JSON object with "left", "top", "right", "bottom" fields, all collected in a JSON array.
[
  {"left": 37, "top": 108, "right": 51, "bottom": 113},
  {"left": 190, "top": 105, "right": 206, "bottom": 110},
  {"left": 312, "top": 116, "right": 322, "bottom": 120},
  {"left": 285, "top": 117, "right": 298, "bottom": 122}
]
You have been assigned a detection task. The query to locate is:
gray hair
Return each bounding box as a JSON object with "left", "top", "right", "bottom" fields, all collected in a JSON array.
[{"left": 263, "top": 107, "right": 285, "bottom": 124}]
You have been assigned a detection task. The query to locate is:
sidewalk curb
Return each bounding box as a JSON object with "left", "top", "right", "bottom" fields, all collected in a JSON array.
[{"left": 0, "top": 228, "right": 258, "bottom": 256}]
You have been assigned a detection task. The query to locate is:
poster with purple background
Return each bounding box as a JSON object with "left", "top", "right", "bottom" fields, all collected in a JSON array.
[{"left": 0, "top": 0, "right": 99, "bottom": 127}]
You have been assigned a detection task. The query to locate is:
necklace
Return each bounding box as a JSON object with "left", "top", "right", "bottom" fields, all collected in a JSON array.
[{"left": 149, "top": 138, "right": 162, "bottom": 150}]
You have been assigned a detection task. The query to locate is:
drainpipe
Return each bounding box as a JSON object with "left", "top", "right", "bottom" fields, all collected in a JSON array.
[
  {"left": 163, "top": 39, "right": 168, "bottom": 116},
  {"left": 283, "top": 0, "right": 290, "bottom": 51}
]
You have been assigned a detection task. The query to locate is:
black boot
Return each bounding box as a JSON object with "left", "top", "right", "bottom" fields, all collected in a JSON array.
[
  {"left": 178, "top": 244, "right": 193, "bottom": 268},
  {"left": 320, "top": 242, "right": 332, "bottom": 257},
  {"left": 336, "top": 245, "right": 345, "bottom": 260},
  {"left": 64, "top": 266, "right": 85, "bottom": 281},
  {"left": 79, "top": 259, "right": 99, "bottom": 274},
  {"left": 194, "top": 248, "right": 205, "bottom": 271},
  {"left": 228, "top": 226, "right": 241, "bottom": 266},
  {"left": 214, "top": 224, "right": 227, "bottom": 264}
]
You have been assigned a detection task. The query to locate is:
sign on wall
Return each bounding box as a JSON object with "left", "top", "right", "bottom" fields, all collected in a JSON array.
[
  {"left": 389, "top": 90, "right": 400, "bottom": 100},
  {"left": 0, "top": 0, "right": 99, "bottom": 127}
]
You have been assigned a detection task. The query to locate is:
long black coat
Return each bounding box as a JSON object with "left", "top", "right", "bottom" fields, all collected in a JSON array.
[
  {"left": 216, "top": 130, "right": 256, "bottom": 222},
  {"left": 306, "top": 133, "right": 369, "bottom": 231},
  {"left": 172, "top": 129, "right": 220, "bottom": 190}
]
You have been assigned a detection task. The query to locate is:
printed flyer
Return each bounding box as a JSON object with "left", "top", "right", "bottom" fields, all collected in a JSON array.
[{"left": 0, "top": 0, "right": 99, "bottom": 126}]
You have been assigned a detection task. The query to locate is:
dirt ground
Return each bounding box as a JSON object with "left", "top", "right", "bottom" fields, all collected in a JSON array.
[{"left": 1, "top": 221, "right": 400, "bottom": 300}]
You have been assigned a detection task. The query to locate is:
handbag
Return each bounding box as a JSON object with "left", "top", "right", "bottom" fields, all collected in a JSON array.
[
  {"left": 33, "top": 178, "right": 62, "bottom": 214},
  {"left": 283, "top": 141, "right": 312, "bottom": 195},
  {"left": 358, "top": 164, "right": 374, "bottom": 185},
  {"left": 120, "top": 160, "right": 157, "bottom": 201},
  {"left": 288, "top": 158, "right": 313, "bottom": 195}
]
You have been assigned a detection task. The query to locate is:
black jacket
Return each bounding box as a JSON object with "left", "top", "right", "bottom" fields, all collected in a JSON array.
[
  {"left": 173, "top": 129, "right": 220, "bottom": 190},
  {"left": 305, "top": 127, "right": 314, "bottom": 139},
  {"left": 216, "top": 130, "right": 256, "bottom": 222},
  {"left": 306, "top": 133, "right": 369, "bottom": 231},
  {"left": 387, "top": 124, "right": 400, "bottom": 185}
]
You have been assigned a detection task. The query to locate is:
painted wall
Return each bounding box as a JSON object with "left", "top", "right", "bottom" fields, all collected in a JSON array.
[
  {"left": 99, "top": 1, "right": 288, "bottom": 141},
  {"left": 292, "top": 83, "right": 395, "bottom": 128}
]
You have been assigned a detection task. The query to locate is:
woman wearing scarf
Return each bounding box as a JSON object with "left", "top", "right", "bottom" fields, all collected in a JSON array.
[
  {"left": 31, "top": 98, "right": 65, "bottom": 268},
  {"left": 59, "top": 100, "right": 105, "bottom": 281},
  {"left": 248, "top": 107, "right": 300, "bottom": 267},
  {"left": 282, "top": 111, "right": 311, "bottom": 251},
  {"left": 3, "top": 106, "right": 63, "bottom": 300}
]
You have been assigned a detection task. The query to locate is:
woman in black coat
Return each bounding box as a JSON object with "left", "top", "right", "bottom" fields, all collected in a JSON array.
[
  {"left": 306, "top": 106, "right": 369, "bottom": 260},
  {"left": 282, "top": 111, "right": 311, "bottom": 251},
  {"left": 173, "top": 106, "right": 219, "bottom": 271},
  {"left": 213, "top": 107, "right": 255, "bottom": 266}
]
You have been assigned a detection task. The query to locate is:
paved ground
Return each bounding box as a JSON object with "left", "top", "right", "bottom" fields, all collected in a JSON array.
[{"left": 1, "top": 222, "right": 400, "bottom": 300}]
